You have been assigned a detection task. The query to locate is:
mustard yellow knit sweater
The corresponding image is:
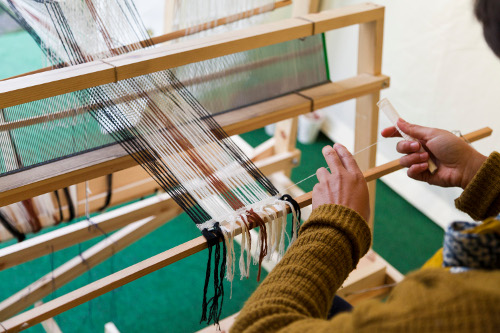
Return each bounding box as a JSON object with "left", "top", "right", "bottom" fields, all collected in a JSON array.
[{"left": 231, "top": 152, "right": 500, "bottom": 333}]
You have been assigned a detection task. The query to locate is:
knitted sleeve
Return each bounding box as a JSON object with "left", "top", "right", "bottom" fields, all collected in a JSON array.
[
  {"left": 230, "top": 204, "right": 371, "bottom": 333},
  {"left": 455, "top": 152, "right": 500, "bottom": 220}
]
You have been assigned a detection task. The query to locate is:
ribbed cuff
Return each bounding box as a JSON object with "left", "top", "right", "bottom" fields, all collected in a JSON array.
[
  {"left": 455, "top": 152, "right": 500, "bottom": 220},
  {"left": 302, "top": 204, "right": 372, "bottom": 265}
]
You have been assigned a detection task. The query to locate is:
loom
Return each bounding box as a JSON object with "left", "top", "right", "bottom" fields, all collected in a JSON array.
[{"left": 0, "top": 1, "right": 493, "bottom": 332}]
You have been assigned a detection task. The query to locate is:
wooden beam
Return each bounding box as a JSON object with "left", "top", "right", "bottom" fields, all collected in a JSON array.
[
  {"left": 354, "top": 8, "right": 385, "bottom": 230},
  {"left": 0, "top": 3, "right": 384, "bottom": 108},
  {"left": 33, "top": 302, "right": 62, "bottom": 333},
  {"left": 0, "top": 150, "right": 300, "bottom": 269},
  {"left": 298, "top": 74, "right": 389, "bottom": 110},
  {"left": 302, "top": 3, "right": 384, "bottom": 34},
  {"left": 0, "top": 74, "right": 389, "bottom": 207},
  {"left": 0, "top": 212, "right": 177, "bottom": 321}
]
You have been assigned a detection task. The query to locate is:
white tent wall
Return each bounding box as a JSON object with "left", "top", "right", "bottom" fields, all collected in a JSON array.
[{"left": 318, "top": 0, "right": 500, "bottom": 229}]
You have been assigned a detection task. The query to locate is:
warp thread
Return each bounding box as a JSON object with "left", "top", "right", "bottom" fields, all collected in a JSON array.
[
  {"left": 201, "top": 222, "right": 226, "bottom": 327},
  {"left": 279, "top": 194, "right": 301, "bottom": 239}
]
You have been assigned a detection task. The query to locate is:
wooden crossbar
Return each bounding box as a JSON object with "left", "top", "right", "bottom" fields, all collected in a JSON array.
[
  {"left": 0, "top": 125, "right": 491, "bottom": 332},
  {"left": 0, "top": 3, "right": 384, "bottom": 109}
]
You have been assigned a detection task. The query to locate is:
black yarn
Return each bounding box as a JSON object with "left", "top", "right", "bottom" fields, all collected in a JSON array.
[
  {"left": 53, "top": 190, "right": 64, "bottom": 224},
  {"left": 0, "top": 211, "right": 25, "bottom": 242},
  {"left": 98, "top": 174, "right": 113, "bottom": 211},
  {"left": 200, "top": 222, "right": 226, "bottom": 328},
  {"left": 279, "top": 194, "right": 301, "bottom": 236},
  {"left": 63, "top": 187, "right": 75, "bottom": 222}
]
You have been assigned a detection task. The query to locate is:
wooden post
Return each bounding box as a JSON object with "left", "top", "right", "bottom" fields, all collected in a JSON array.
[
  {"left": 273, "top": 117, "right": 299, "bottom": 177},
  {"left": 293, "top": 0, "right": 321, "bottom": 16},
  {"left": 354, "top": 13, "right": 384, "bottom": 229},
  {"left": 163, "top": 0, "right": 175, "bottom": 35}
]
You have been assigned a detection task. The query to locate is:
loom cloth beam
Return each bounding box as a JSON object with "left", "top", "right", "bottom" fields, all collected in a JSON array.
[{"left": 0, "top": 126, "right": 492, "bottom": 332}]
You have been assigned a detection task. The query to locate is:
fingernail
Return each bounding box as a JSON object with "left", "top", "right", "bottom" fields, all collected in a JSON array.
[
  {"left": 410, "top": 142, "right": 419, "bottom": 150},
  {"left": 399, "top": 118, "right": 407, "bottom": 124},
  {"left": 420, "top": 152, "right": 428, "bottom": 159}
]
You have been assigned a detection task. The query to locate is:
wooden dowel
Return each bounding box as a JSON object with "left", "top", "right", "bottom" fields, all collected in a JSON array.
[
  {"left": 0, "top": 3, "right": 384, "bottom": 109},
  {"left": 0, "top": 130, "right": 490, "bottom": 333},
  {"left": 0, "top": 0, "right": 292, "bottom": 82}
]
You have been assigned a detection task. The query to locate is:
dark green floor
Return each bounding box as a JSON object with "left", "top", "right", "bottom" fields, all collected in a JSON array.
[{"left": 0, "top": 31, "right": 444, "bottom": 332}]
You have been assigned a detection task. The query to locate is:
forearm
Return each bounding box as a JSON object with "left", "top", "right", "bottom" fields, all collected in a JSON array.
[
  {"left": 455, "top": 152, "right": 500, "bottom": 220},
  {"left": 231, "top": 204, "right": 371, "bottom": 333}
]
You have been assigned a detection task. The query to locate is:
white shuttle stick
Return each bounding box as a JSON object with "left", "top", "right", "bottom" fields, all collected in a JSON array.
[{"left": 377, "top": 98, "right": 438, "bottom": 174}]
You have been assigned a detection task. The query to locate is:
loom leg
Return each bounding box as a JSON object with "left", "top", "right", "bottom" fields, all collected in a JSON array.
[{"left": 274, "top": 118, "right": 299, "bottom": 178}]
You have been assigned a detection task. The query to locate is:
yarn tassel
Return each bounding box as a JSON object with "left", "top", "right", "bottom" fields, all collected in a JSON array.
[{"left": 200, "top": 222, "right": 226, "bottom": 328}]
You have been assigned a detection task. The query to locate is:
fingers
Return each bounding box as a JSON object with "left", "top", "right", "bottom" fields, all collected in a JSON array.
[
  {"left": 316, "top": 167, "right": 330, "bottom": 183},
  {"left": 333, "top": 144, "right": 360, "bottom": 174},
  {"left": 396, "top": 140, "right": 421, "bottom": 154},
  {"left": 397, "top": 119, "right": 434, "bottom": 141},
  {"left": 381, "top": 126, "right": 402, "bottom": 138},
  {"left": 407, "top": 163, "right": 429, "bottom": 179},
  {"left": 322, "top": 145, "right": 342, "bottom": 172},
  {"left": 400, "top": 152, "right": 429, "bottom": 168}
]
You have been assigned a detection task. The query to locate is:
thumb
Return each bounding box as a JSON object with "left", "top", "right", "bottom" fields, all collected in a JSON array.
[{"left": 397, "top": 119, "right": 434, "bottom": 141}]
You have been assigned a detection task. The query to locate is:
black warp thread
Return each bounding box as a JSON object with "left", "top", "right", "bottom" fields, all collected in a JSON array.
[
  {"left": 98, "top": 174, "right": 113, "bottom": 211},
  {"left": 53, "top": 190, "right": 64, "bottom": 224},
  {"left": 0, "top": 210, "right": 25, "bottom": 242},
  {"left": 200, "top": 222, "right": 226, "bottom": 328},
  {"left": 279, "top": 194, "right": 301, "bottom": 236},
  {"left": 63, "top": 187, "right": 75, "bottom": 222}
]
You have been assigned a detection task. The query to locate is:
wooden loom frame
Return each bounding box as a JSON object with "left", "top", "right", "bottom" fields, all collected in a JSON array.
[{"left": 0, "top": 3, "right": 493, "bottom": 332}]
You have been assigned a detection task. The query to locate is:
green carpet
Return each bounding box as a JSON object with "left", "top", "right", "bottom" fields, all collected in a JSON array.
[{"left": 0, "top": 31, "right": 444, "bottom": 332}]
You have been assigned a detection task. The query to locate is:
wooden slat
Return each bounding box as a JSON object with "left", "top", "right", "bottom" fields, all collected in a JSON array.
[
  {"left": 0, "top": 150, "right": 300, "bottom": 269},
  {"left": 298, "top": 74, "right": 389, "bottom": 110},
  {"left": 0, "top": 3, "right": 384, "bottom": 108},
  {"left": 303, "top": 3, "right": 384, "bottom": 34},
  {"left": 0, "top": 74, "right": 389, "bottom": 206},
  {"left": 0, "top": 61, "right": 116, "bottom": 109}
]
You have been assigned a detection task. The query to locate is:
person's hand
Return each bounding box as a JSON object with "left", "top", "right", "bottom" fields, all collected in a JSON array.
[
  {"left": 381, "top": 119, "right": 487, "bottom": 189},
  {"left": 312, "top": 144, "right": 370, "bottom": 222}
]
